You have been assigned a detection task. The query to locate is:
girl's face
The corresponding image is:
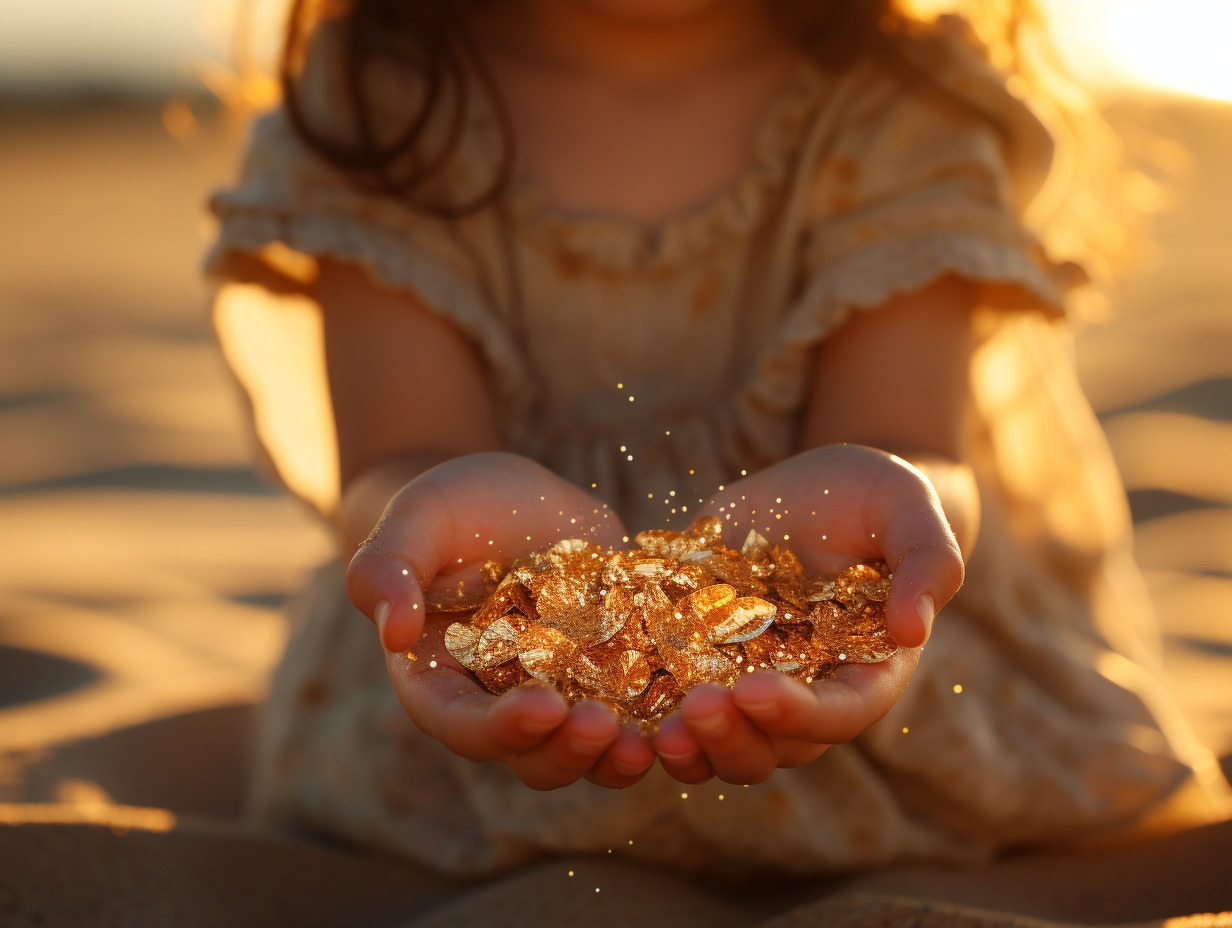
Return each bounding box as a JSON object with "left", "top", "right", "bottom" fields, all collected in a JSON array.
[{"left": 552, "top": 0, "right": 742, "bottom": 25}]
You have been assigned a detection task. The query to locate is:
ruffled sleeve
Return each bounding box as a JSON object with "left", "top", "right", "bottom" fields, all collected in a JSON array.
[
  {"left": 732, "top": 28, "right": 1088, "bottom": 459},
  {"left": 787, "top": 31, "right": 1085, "bottom": 349},
  {"left": 203, "top": 26, "right": 528, "bottom": 514}
]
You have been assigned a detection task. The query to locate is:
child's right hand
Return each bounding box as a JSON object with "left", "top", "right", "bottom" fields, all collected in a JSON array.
[{"left": 346, "top": 452, "right": 656, "bottom": 789}]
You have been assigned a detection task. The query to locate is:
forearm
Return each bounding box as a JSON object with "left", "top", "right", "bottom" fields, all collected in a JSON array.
[{"left": 337, "top": 450, "right": 460, "bottom": 562}]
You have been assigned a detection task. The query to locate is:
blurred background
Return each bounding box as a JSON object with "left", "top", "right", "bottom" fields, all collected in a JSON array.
[{"left": 0, "top": 0, "right": 1229, "bottom": 818}]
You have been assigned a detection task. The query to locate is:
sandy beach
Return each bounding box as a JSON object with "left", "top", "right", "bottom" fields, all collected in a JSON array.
[{"left": 1, "top": 94, "right": 1230, "bottom": 925}]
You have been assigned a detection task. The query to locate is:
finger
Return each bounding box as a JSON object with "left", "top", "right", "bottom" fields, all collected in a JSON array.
[
  {"left": 348, "top": 453, "right": 629, "bottom": 652},
  {"left": 585, "top": 726, "right": 657, "bottom": 789},
  {"left": 652, "top": 717, "right": 716, "bottom": 784},
  {"left": 866, "top": 456, "right": 964, "bottom": 647},
  {"left": 506, "top": 700, "right": 623, "bottom": 791},
  {"left": 386, "top": 649, "right": 569, "bottom": 761},
  {"left": 732, "top": 649, "right": 920, "bottom": 744},
  {"left": 680, "top": 685, "right": 778, "bottom": 785}
]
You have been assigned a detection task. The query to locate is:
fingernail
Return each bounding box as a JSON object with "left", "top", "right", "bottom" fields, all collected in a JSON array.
[
  {"left": 613, "top": 758, "right": 649, "bottom": 777},
  {"left": 690, "top": 712, "right": 728, "bottom": 737},
  {"left": 916, "top": 594, "right": 935, "bottom": 642},
  {"left": 657, "top": 751, "right": 695, "bottom": 765},
  {"left": 567, "top": 734, "right": 609, "bottom": 755},
  {"left": 520, "top": 716, "right": 560, "bottom": 737},
  {"left": 739, "top": 701, "right": 780, "bottom": 722},
  {"left": 374, "top": 599, "right": 391, "bottom": 644}
]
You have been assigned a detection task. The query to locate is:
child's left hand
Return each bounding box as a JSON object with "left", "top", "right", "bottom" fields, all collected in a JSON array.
[{"left": 651, "top": 444, "right": 965, "bottom": 785}]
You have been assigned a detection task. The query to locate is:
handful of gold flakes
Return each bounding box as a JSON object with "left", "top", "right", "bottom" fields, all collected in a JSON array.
[{"left": 436, "top": 516, "right": 897, "bottom": 728}]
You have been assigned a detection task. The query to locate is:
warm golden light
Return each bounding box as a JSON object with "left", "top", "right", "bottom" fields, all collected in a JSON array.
[{"left": 1043, "top": 0, "right": 1232, "bottom": 102}]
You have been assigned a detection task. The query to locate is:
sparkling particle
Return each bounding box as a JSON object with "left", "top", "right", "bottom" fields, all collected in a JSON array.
[
  {"left": 568, "top": 871, "right": 574, "bottom": 877},
  {"left": 628, "top": 839, "right": 633, "bottom": 845},
  {"left": 954, "top": 684, "right": 963, "bottom": 694},
  {"left": 401, "top": 568, "right": 409, "bottom": 576},
  {"left": 902, "top": 727, "right": 910, "bottom": 734},
  {"left": 681, "top": 793, "right": 688, "bottom": 799},
  {"left": 406, "top": 652, "right": 416, "bottom": 660},
  {"left": 718, "top": 794, "right": 725, "bottom": 800},
  {"left": 628, "top": 396, "right": 635, "bottom": 403},
  {"left": 620, "top": 446, "right": 627, "bottom": 452},
  {"left": 822, "top": 535, "right": 827, "bottom": 540},
  {"left": 741, "top": 470, "right": 747, "bottom": 476},
  {"left": 591, "top": 483, "right": 597, "bottom": 488},
  {"left": 839, "top": 653, "right": 846, "bottom": 660},
  {"left": 783, "top": 534, "right": 790, "bottom": 541},
  {"left": 617, "top": 382, "right": 624, "bottom": 389},
  {"left": 776, "top": 498, "right": 782, "bottom": 504},
  {"left": 412, "top": 604, "right": 419, "bottom": 610},
  {"left": 596, "top": 888, "right": 601, "bottom": 893},
  {"left": 429, "top": 660, "right": 438, "bottom": 668}
]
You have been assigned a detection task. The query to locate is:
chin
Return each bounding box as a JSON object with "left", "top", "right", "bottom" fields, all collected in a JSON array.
[{"left": 575, "top": 0, "right": 735, "bottom": 25}]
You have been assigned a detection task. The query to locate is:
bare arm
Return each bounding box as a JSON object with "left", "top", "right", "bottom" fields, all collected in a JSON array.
[
  {"left": 314, "top": 259, "right": 505, "bottom": 559},
  {"left": 801, "top": 273, "right": 981, "bottom": 558}
]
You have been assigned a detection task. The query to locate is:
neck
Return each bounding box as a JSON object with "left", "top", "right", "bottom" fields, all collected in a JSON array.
[{"left": 472, "top": 0, "right": 787, "bottom": 86}]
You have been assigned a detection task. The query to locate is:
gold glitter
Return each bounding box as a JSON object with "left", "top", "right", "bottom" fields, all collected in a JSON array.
[
  {"left": 681, "top": 792, "right": 688, "bottom": 799},
  {"left": 902, "top": 727, "right": 910, "bottom": 733},
  {"left": 718, "top": 794, "right": 725, "bottom": 800},
  {"left": 954, "top": 684, "right": 963, "bottom": 694},
  {"left": 441, "top": 517, "right": 896, "bottom": 730},
  {"left": 406, "top": 652, "right": 416, "bottom": 661}
]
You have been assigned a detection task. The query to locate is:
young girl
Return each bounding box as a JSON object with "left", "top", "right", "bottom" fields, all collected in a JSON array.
[{"left": 206, "top": 0, "right": 1228, "bottom": 878}]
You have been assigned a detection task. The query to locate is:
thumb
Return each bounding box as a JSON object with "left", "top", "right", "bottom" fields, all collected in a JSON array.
[
  {"left": 871, "top": 462, "right": 965, "bottom": 649},
  {"left": 346, "top": 483, "right": 448, "bottom": 653}
]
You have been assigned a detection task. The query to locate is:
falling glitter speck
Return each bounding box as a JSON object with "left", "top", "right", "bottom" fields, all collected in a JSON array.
[
  {"left": 718, "top": 794, "right": 725, "bottom": 800},
  {"left": 954, "top": 684, "right": 963, "bottom": 694},
  {"left": 596, "top": 888, "right": 601, "bottom": 893},
  {"left": 740, "top": 470, "right": 747, "bottom": 476},
  {"left": 902, "top": 727, "right": 910, "bottom": 734},
  {"left": 616, "top": 382, "right": 624, "bottom": 389},
  {"left": 681, "top": 792, "right": 688, "bottom": 799},
  {"left": 628, "top": 396, "right": 635, "bottom": 403},
  {"left": 591, "top": 483, "right": 597, "bottom": 488},
  {"left": 627, "top": 455, "right": 633, "bottom": 461},
  {"left": 406, "top": 652, "right": 416, "bottom": 660},
  {"left": 429, "top": 660, "right": 438, "bottom": 668},
  {"left": 401, "top": 568, "right": 408, "bottom": 576},
  {"left": 568, "top": 870, "right": 575, "bottom": 877}
]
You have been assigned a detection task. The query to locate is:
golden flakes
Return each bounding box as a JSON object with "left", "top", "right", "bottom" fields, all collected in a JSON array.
[{"left": 441, "top": 517, "right": 897, "bottom": 729}]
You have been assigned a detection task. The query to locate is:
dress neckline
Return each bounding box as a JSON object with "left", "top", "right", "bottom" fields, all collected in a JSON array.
[{"left": 477, "top": 60, "right": 829, "bottom": 271}]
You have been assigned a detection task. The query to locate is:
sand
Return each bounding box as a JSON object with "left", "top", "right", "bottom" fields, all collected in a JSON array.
[{"left": 0, "top": 95, "right": 1230, "bottom": 926}]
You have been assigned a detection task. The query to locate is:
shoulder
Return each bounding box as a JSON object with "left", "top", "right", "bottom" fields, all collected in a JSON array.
[{"left": 803, "top": 17, "right": 1056, "bottom": 223}]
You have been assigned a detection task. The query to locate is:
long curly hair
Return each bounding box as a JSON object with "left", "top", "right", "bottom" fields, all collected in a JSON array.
[{"left": 277, "top": 0, "right": 1126, "bottom": 279}]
